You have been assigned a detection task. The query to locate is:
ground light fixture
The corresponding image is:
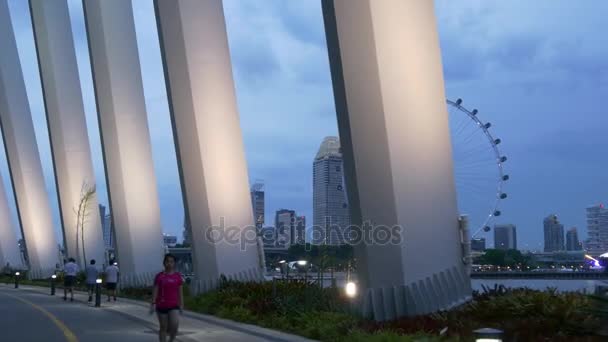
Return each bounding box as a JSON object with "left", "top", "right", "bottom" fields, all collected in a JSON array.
[
  {"left": 14, "top": 271, "right": 20, "bottom": 288},
  {"left": 345, "top": 281, "right": 357, "bottom": 298},
  {"left": 50, "top": 274, "right": 57, "bottom": 295},
  {"left": 95, "top": 278, "right": 103, "bottom": 307},
  {"left": 474, "top": 328, "right": 504, "bottom": 342},
  {"left": 297, "top": 260, "right": 307, "bottom": 266}
]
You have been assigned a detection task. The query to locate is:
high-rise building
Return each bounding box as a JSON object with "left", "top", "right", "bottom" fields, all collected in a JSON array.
[
  {"left": 296, "top": 216, "right": 306, "bottom": 245},
  {"left": 99, "top": 204, "right": 106, "bottom": 228},
  {"left": 275, "top": 209, "right": 296, "bottom": 248},
  {"left": 544, "top": 214, "right": 565, "bottom": 252},
  {"left": 471, "top": 238, "right": 486, "bottom": 252},
  {"left": 250, "top": 181, "right": 265, "bottom": 228},
  {"left": 586, "top": 204, "right": 608, "bottom": 254},
  {"left": 313, "top": 137, "right": 350, "bottom": 245},
  {"left": 260, "top": 226, "right": 276, "bottom": 248},
  {"left": 566, "top": 227, "right": 582, "bottom": 251},
  {"left": 182, "top": 214, "right": 191, "bottom": 246},
  {"left": 99, "top": 204, "right": 113, "bottom": 249},
  {"left": 494, "top": 224, "right": 517, "bottom": 250}
]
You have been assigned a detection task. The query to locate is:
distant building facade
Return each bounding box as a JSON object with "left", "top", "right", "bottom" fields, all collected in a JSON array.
[
  {"left": 544, "top": 214, "right": 564, "bottom": 252},
  {"left": 99, "top": 204, "right": 113, "bottom": 249},
  {"left": 260, "top": 226, "right": 277, "bottom": 248},
  {"left": 471, "top": 238, "right": 486, "bottom": 252},
  {"left": 566, "top": 227, "right": 582, "bottom": 251},
  {"left": 275, "top": 209, "right": 296, "bottom": 248},
  {"left": 313, "top": 137, "right": 350, "bottom": 245},
  {"left": 586, "top": 204, "right": 608, "bottom": 254},
  {"left": 494, "top": 224, "right": 517, "bottom": 250},
  {"left": 250, "top": 181, "right": 265, "bottom": 228},
  {"left": 296, "top": 216, "right": 306, "bottom": 244}
]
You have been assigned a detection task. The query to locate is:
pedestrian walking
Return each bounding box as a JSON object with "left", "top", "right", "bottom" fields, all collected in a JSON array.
[
  {"left": 105, "top": 260, "right": 120, "bottom": 301},
  {"left": 63, "top": 258, "right": 79, "bottom": 301},
  {"left": 150, "top": 254, "right": 183, "bottom": 342},
  {"left": 85, "top": 259, "right": 99, "bottom": 302}
]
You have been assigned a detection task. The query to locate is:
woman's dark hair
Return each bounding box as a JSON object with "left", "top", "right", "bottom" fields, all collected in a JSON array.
[{"left": 163, "top": 253, "right": 176, "bottom": 265}]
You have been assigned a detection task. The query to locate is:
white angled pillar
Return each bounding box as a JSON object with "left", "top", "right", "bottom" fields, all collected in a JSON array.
[
  {"left": 29, "top": 0, "right": 105, "bottom": 268},
  {"left": 322, "top": 0, "right": 471, "bottom": 320},
  {"left": 83, "top": 0, "right": 163, "bottom": 285},
  {"left": 0, "top": 173, "right": 23, "bottom": 270},
  {"left": 0, "top": 0, "right": 59, "bottom": 278},
  {"left": 155, "top": 0, "right": 263, "bottom": 293}
]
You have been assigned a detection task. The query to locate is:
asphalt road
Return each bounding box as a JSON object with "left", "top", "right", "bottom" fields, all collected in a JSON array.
[{"left": 0, "top": 286, "right": 161, "bottom": 342}]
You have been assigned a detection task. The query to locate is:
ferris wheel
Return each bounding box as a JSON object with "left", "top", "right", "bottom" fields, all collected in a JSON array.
[{"left": 447, "top": 98, "right": 509, "bottom": 238}]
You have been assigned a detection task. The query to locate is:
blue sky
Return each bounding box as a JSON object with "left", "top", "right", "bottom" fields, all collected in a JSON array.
[{"left": 2, "top": 0, "right": 607, "bottom": 251}]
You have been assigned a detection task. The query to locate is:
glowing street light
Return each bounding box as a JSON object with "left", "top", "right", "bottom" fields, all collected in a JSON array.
[
  {"left": 345, "top": 281, "right": 357, "bottom": 298},
  {"left": 297, "top": 260, "right": 307, "bottom": 266}
]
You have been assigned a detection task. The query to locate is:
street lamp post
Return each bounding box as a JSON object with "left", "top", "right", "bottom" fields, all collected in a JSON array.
[
  {"left": 50, "top": 274, "right": 57, "bottom": 295},
  {"left": 14, "top": 272, "right": 20, "bottom": 288},
  {"left": 95, "top": 278, "right": 102, "bottom": 307}
]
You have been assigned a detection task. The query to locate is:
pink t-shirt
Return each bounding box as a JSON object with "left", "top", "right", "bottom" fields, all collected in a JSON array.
[{"left": 154, "top": 272, "right": 183, "bottom": 309}]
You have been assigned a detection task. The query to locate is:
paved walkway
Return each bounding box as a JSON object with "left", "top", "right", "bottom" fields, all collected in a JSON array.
[{"left": 0, "top": 284, "right": 313, "bottom": 342}]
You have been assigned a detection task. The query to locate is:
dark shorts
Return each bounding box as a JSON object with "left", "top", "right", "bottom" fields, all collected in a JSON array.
[
  {"left": 64, "top": 276, "right": 76, "bottom": 287},
  {"left": 105, "top": 282, "right": 117, "bottom": 290},
  {"left": 156, "top": 306, "right": 180, "bottom": 314}
]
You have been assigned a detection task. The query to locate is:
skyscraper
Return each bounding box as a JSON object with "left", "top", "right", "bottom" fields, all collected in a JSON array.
[
  {"left": 250, "top": 181, "right": 265, "bottom": 228},
  {"left": 182, "top": 214, "right": 191, "bottom": 246},
  {"left": 98, "top": 204, "right": 113, "bottom": 249},
  {"left": 544, "top": 214, "right": 565, "bottom": 252},
  {"left": 296, "top": 216, "right": 306, "bottom": 245},
  {"left": 275, "top": 209, "right": 296, "bottom": 248},
  {"left": 494, "top": 224, "right": 517, "bottom": 250},
  {"left": 586, "top": 204, "right": 608, "bottom": 253},
  {"left": 471, "top": 238, "right": 486, "bottom": 252},
  {"left": 566, "top": 227, "right": 582, "bottom": 251},
  {"left": 313, "top": 137, "right": 350, "bottom": 245}
]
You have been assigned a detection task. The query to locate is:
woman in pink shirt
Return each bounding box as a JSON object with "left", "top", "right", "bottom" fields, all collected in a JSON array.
[{"left": 151, "top": 254, "right": 183, "bottom": 342}]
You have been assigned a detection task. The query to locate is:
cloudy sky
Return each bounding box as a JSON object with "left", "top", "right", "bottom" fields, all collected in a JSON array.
[{"left": 2, "top": 0, "right": 607, "bottom": 251}]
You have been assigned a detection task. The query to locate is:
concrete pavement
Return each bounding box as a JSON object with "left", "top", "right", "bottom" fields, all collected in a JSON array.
[{"left": 0, "top": 285, "right": 313, "bottom": 341}]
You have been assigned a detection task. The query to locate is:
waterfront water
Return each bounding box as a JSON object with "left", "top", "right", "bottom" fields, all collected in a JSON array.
[
  {"left": 472, "top": 278, "right": 608, "bottom": 293},
  {"left": 269, "top": 272, "right": 608, "bottom": 293}
]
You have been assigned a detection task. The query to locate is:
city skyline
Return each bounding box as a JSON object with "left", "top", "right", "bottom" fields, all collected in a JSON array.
[{"left": 0, "top": 0, "right": 606, "bottom": 250}]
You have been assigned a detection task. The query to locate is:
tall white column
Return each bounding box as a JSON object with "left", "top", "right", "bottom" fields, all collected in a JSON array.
[
  {"left": 322, "top": 0, "right": 471, "bottom": 320},
  {"left": 29, "top": 0, "right": 105, "bottom": 268},
  {"left": 154, "top": 0, "right": 263, "bottom": 293},
  {"left": 0, "top": 0, "right": 59, "bottom": 278},
  {"left": 0, "top": 173, "right": 23, "bottom": 270},
  {"left": 83, "top": 0, "right": 163, "bottom": 285}
]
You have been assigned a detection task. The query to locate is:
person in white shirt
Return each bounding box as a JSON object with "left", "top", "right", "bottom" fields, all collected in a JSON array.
[
  {"left": 105, "top": 260, "right": 120, "bottom": 301},
  {"left": 63, "top": 258, "right": 79, "bottom": 302},
  {"left": 85, "top": 259, "right": 99, "bottom": 302}
]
